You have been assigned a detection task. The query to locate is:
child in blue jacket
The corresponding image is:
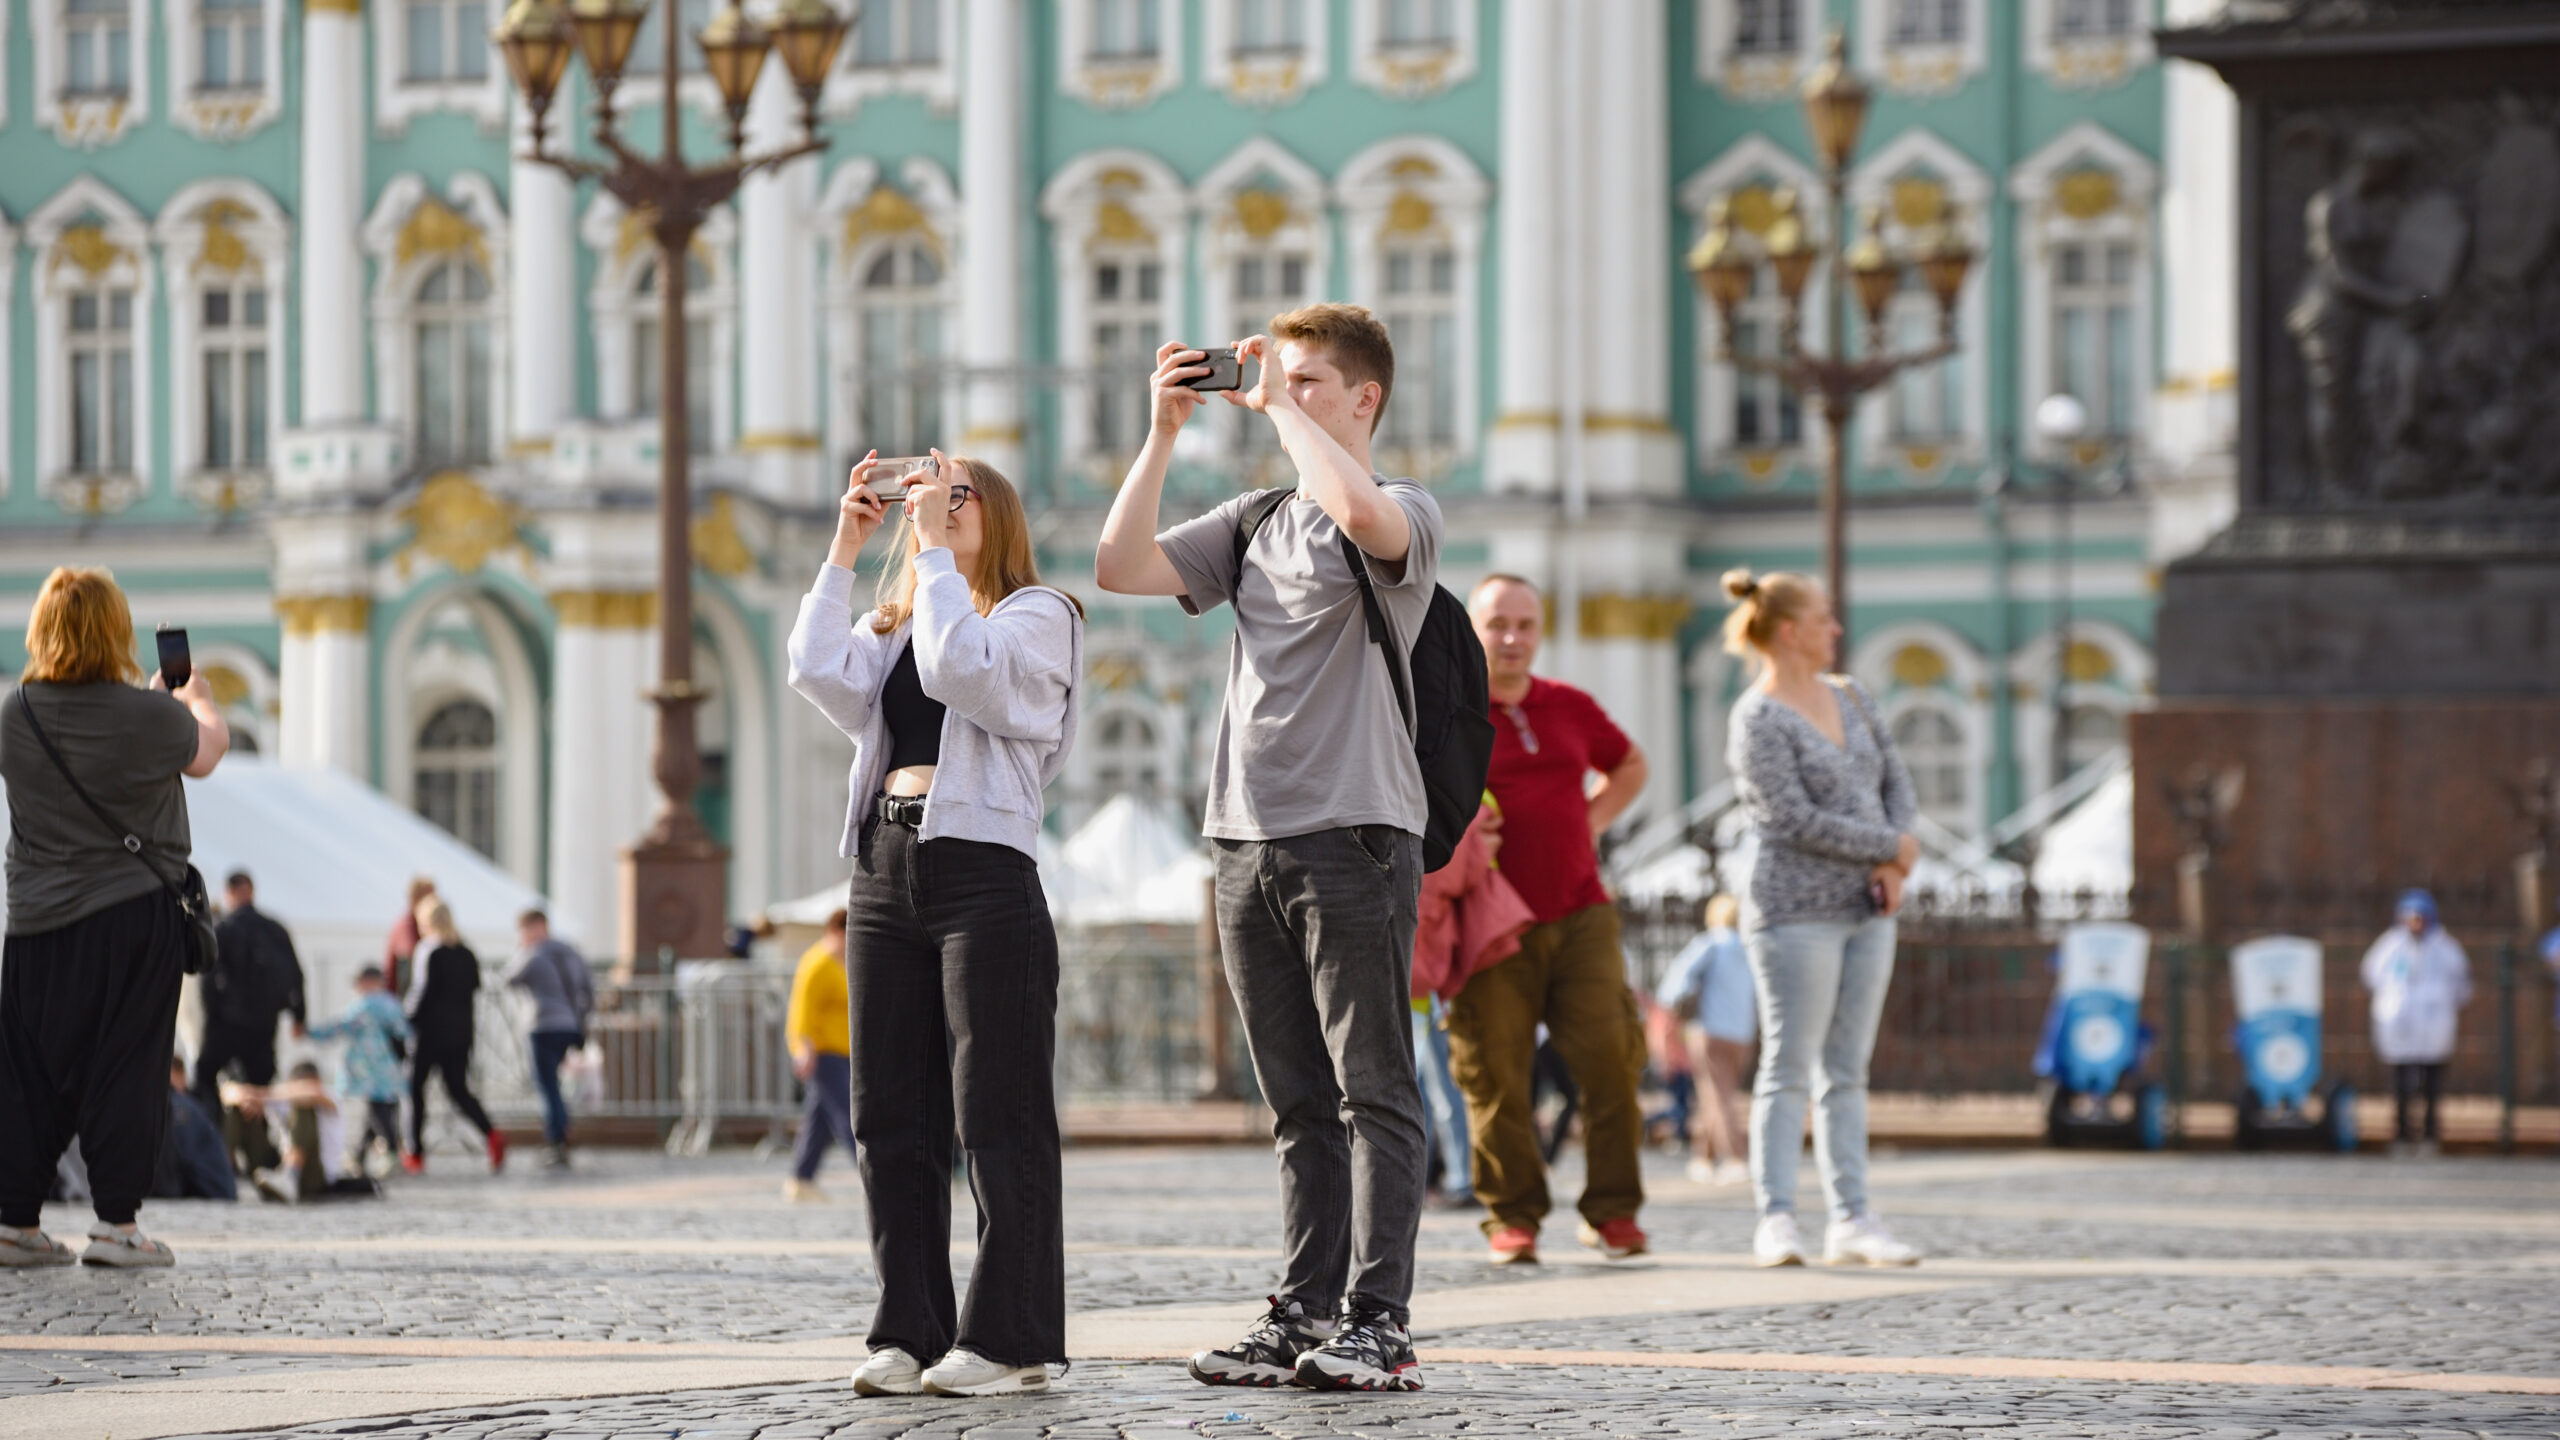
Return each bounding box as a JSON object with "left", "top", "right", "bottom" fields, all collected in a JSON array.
[{"left": 305, "top": 966, "right": 411, "bottom": 1175}]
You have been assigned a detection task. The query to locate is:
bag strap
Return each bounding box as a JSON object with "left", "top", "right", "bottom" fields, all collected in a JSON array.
[
  {"left": 1825, "top": 674, "right": 1886, "bottom": 750},
  {"left": 1228, "top": 486, "right": 1293, "bottom": 577},
  {"left": 13, "top": 688, "right": 185, "bottom": 899},
  {"left": 1337, "top": 532, "right": 1417, "bottom": 740}
]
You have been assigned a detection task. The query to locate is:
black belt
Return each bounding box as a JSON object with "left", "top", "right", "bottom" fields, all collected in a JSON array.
[{"left": 875, "top": 792, "right": 928, "bottom": 827}]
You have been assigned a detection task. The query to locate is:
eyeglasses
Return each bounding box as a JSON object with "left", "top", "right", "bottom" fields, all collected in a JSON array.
[
  {"left": 1500, "top": 703, "right": 1538, "bottom": 755},
  {"left": 904, "top": 484, "right": 977, "bottom": 515}
]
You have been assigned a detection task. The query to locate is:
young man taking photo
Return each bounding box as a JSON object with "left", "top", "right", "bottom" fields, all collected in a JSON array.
[
  {"left": 1453, "top": 576, "right": 1651, "bottom": 1266},
  {"left": 1096, "top": 307, "right": 1442, "bottom": 1393}
]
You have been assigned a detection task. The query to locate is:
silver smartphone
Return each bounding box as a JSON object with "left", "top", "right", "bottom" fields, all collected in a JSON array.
[{"left": 865, "top": 455, "right": 939, "bottom": 500}]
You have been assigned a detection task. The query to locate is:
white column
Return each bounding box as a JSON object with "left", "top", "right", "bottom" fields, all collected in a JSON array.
[
  {"left": 1485, "top": 0, "right": 1560, "bottom": 497},
  {"left": 1578, "top": 0, "right": 1677, "bottom": 498},
  {"left": 298, "top": 1, "right": 367, "bottom": 426},
  {"left": 2150, "top": 0, "right": 2240, "bottom": 562},
  {"left": 547, "top": 607, "right": 661, "bottom": 951},
  {"left": 957, "top": 0, "right": 1025, "bottom": 475},
  {"left": 278, "top": 608, "right": 371, "bottom": 778},
  {"left": 740, "top": 66, "right": 823, "bottom": 499},
  {"left": 510, "top": 100, "right": 577, "bottom": 454}
]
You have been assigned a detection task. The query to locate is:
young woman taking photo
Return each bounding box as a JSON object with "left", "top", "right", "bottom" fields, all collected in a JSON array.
[
  {"left": 787, "top": 449, "right": 1083, "bottom": 1398},
  {"left": 1721, "top": 569, "right": 1923, "bottom": 1270}
]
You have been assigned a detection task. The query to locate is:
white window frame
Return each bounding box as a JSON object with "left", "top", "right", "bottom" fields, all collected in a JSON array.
[
  {"left": 2007, "top": 619, "right": 2150, "bottom": 802},
  {"left": 817, "top": 156, "right": 962, "bottom": 471},
  {"left": 1695, "top": 0, "right": 1820, "bottom": 102},
  {"left": 1202, "top": 0, "right": 1330, "bottom": 108},
  {"left": 361, "top": 173, "right": 512, "bottom": 472},
  {"left": 2026, "top": 0, "right": 2156, "bottom": 90},
  {"left": 155, "top": 178, "right": 292, "bottom": 512},
  {"left": 383, "top": 586, "right": 544, "bottom": 882},
  {"left": 374, "top": 0, "right": 508, "bottom": 134},
  {"left": 1058, "top": 0, "right": 1182, "bottom": 110},
  {"left": 163, "top": 0, "right": 286, "bottom": 140},
  {"left": 1040, "top": 150, "right": 1190, "bottom": 468},
  {"left": 1849, "top": 620, "right": 1991, "bottom": 839},
  {"left": 2011, "top": 122, "right": 2158, "bottom": 464},
  {"left": 31, "top": 0, "right": 155, "bottom": 147},
  {"left": 822, "top": 0, "right": 958, "bottom": 114},
  {"left": 1847, "top": 127, "right": 1990, "bottom": 482},
  {"left": 1195, "top": 138, "right": 1330, "bottom": 478},
  {"left": 1856, "top": 0, "right": 1985, "bottom": 97},
  {"left": 28, "top": 176, "right": 155, "bottom": 514},
  {"left": 1338, "top": 135, "right": 1487, "bottom": 473},
  {"left": 1680, "top": 135, "right": 1828, "bottom": 485},
  {"left": 1348, "top": 0, "right": 1477, "bottom": 99},
  {"left": 580, "top": 192, "right": 738, "bottom": 453},
  {"left": 193, "top": 641, "right": 280, "bottom": 757}
]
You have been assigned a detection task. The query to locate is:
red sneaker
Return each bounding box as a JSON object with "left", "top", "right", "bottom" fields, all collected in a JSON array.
[
  {"left": 1577, "top": 1217, "right": 1649, "bottom": 1260},
  {"left": 1487, "top": 1226, "right": 1539, "bottom": 1266},
  {"left": 486, "top": 1131, "right": 508, "bottom": 1173},
  {"left": 400, "top": 1152, "right": 424, "bottom": 1176}
]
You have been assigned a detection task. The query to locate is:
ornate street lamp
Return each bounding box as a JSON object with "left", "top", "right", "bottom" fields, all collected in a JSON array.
[
  {"left": 1684, "top": 28, "right": 1975, "bottom": 669},
  {"left": 496, "top": 0, "right": 853, "bottom": 964}
]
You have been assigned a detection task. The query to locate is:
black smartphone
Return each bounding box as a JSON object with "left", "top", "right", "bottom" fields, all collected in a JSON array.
[
  {"left": 1179, "top": 346, "right": 1242, "bottom": 393},
  {"left": 156, "top": 626, "right": 192, "bottom": 691}
]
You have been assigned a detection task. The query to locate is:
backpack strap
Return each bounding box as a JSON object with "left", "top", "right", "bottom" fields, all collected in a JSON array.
[
  {"left": 1228, "top": 487, "right": 1293, "bottom": 579},
  {"left": 1337, "top": 533, "right": 1417, "bottom": 740}
]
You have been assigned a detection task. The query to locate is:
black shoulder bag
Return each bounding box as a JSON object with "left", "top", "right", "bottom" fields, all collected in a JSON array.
[{"left": 14, "top": 688, "right": 220, "bottom": 973}]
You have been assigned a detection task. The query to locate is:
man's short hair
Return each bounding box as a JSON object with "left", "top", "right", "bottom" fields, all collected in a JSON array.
[
  {"left": 225, "top": 869, "right": 253, "bottom": 891},
  {"left": 289, "top": 1060, "right": 321, "bottom": 1081},
  {"left": 1472, "top": 573, "right": 1541, "bottom": 602},
  {"left": 355, "top": 965, "right": 385, "bottom": 985},
  {"left": 1269, "top": 302, "right": 1395, "bottom": 434},
  {"left": 517, "top": 908, "right": 547, "bottom": 929}
]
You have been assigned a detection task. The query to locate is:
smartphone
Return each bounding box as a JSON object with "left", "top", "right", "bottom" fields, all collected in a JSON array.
[
  {"left": 1179, "top": 346, "right": 1242, "bottom": 393},
  {"left": 156, "top": 626, "right": 192, "bottom": 691},
  {"left": 1868, "top": 877, "right": 1891, "bottom": 914},
  {"left": 866, "top": 455, "right": 938, "bottom": 501}
]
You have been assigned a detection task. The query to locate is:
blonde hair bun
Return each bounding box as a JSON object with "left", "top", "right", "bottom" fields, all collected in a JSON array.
[{"left": 1720, "top": 568, "right": 1760, "bottom": 602}]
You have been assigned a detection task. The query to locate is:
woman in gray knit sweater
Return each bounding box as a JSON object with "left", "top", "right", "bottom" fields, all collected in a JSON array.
[{"left": 1721, "top": 569, "right": 1922, "bottom": 1270}]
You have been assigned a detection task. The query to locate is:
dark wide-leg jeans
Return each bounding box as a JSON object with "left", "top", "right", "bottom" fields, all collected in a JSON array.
[
  {"left": 846, "top": 818, "right": 1065, "bottom": 1368},
  {"left": 1212, "top": 824, "right": 1428, "bottom": 1326}
]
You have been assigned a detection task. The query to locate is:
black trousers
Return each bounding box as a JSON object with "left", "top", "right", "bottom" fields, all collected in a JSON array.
[
  {"left": 409, "top": 1030, "right": 494, "bottom": 1154},
  {"left": 847, "top": 818, "right": 1064, "bottom": 1368},
  {"left": 2394, "top": 1062, "right": 2446, "bottom": 1141},
  {"left": 0, "top": 890, "right": 187, "bottom": 1228},
  {"left": 191, "top": 1018, "right": 279, "bottom": 1118}
]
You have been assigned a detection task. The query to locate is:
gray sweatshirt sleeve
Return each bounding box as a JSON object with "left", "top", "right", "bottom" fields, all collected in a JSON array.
[
  {"left": 909, "top": 547, "right": 1078, "bottom": 744},
  {"left": 786, "top": 563, "right": 903, "bottom": 740},
  {"left": 1732, "top": 702, "right": 1907, "bottom": 866}
]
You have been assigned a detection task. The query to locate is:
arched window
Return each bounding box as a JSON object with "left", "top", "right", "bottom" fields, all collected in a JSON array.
[
  {"left": 633, "top": 250, "right": 717, "bottom": 454},
  {"left": 1088, "top": 250, "right": 1162, "bottom": 456},
  {"left": 1890, "top": 705, "right": 1969, "bottom": 832},
  {"left": 415, "top": 699, "right": 499, "bottom": 858},
  {"left": 413, "top": 257, "right": 494, "bottom": 466},
  {"left": 1091, "top": 710, "right": 1162, "bottom": 798},
  {"left": 2060, "top": 703, "right": 2124, "bottom": 780},
  {"left": 1375, "top": 237, "right": 1459, "bottom": 463},
  {"left": 1730, "top": 266, "right": 1803, "bottom": 450},
  {"left": 857, "top": 240, "right": 945, "bottom": 456}
]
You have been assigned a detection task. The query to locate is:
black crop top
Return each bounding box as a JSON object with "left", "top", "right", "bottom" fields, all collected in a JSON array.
[{"left": 882, "top": 641, "right": 946, "bottom": 770}]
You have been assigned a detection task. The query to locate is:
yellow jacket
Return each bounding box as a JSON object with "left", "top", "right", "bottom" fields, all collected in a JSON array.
[{"left": 786, "top": 944, "right": 851, "bottom": 1057}]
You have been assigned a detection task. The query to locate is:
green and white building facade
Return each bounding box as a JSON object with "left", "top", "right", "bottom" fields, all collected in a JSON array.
[{"left": 0, "top": 0, "right": 2237, "bottom": 950}]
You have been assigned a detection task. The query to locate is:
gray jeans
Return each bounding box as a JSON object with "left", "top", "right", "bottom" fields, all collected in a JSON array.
[
  {"left": 1745, "top": 917, "right": 1896, "bottom": 1224},
  {"left": 1213, "top": 825, "right": 1427, "bottom": 1324}
]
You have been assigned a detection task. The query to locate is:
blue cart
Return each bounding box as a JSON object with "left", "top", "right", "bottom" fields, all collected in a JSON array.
[
  {"left": 2229, "top": 936, "right": 2358, "bottom": 1152},
  {"left": 2041, "top": 922, "right": 2168, "bottom": 1150}
]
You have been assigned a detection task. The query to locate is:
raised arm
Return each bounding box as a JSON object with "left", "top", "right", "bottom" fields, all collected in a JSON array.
[
  {"left": 786, "top": 455, "right": 903, "bottom": 738},
  {"left": 1096, "top": 342, "right": 1211, "bottom": 596},
  {"left": 911, "top": 552, "right": 1078, "bottom": 742},
  {"left": 1231, "top": 333, "right": 1410, "bottom": 564},
  {"left": 158, "top": 670, "right": 231, "bottom": 779}
]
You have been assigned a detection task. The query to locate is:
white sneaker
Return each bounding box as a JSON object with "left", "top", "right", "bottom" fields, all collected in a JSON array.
[
  {"left": 921, "top": 1347, "right": 1047, "bottom": 1396},
  {"left": 1711, "top": 1160, "right": 1750, "bottom": 1187},
  {"left": 782, "top": 1178, "right": 827, "bottom": 1204},
  {"left": 1685, "top": 1156, "right": 1714, "bottom": 1183},
  {"left": 1752, "top": 1212, "right": 1806, "bottom": 1268},
  {"left": 1824, "top": 1213, "right": 1922, "bottom": 1267},
  {"left": 851, "top": 1346, "right": 924, "bottom": 1396}
]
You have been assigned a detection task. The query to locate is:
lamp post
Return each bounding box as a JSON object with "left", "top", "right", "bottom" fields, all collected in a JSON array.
[
  {"left": 495, "top": 0, "right": 851, "bottom": 964},
  {"left": 2032, "top": 392, "right": 2090, "bottom": 803},
  {"left": 1684, "top": 29, "right": 1975, "bottom": 670}
]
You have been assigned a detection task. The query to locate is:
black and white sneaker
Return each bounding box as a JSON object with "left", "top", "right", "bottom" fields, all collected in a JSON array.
[
  {"left": 1291, "top": 1300, "right": 1423, "bottom": 1392},
  {"left": 1188, "top": 1295, "right": 1337, "bottom": 1387}
]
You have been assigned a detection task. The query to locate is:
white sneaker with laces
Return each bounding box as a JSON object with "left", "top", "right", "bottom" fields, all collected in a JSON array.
[
  {"left": 1752, "top": 1212, "right": 1806, "bottom": 1268},
  {"left": 921, "top": 1347, "right": 1048, "bottom": 1396},
  {"left": 851, "top": 1346, "right": 924, "bottom": 1396},
  {"left": 1824, "top": 1213, "right": 1922, "bottom": 1267}
]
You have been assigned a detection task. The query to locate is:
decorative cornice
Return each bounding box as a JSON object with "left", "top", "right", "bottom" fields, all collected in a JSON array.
[
  {"left": 1579, "top": 593, "right": 1691, "bottom": 642},
  {"left": 277, "top": 594, "right": 373, "bottom": 635},
  {"left": 305, "top": 0, "right": 364, "bottom": 13},
  {"left": 737, "top": 431, "right": 822, "bottom": 454},
  {"left": 396, "top": 471, "right": 528, "bottom": 577},
  {"left": 1582, "top": 413, "right": 1677, "bottom": 436},
  {"left": 551, "top": 589, "right": 659, "bottom": 628}
]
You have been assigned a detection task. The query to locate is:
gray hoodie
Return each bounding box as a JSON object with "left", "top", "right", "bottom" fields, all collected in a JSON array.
[{"left": 505, "top": 937, "right": 595, "bottom": 1036}]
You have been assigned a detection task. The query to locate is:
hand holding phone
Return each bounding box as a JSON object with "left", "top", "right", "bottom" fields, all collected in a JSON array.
[
  {"left": 1177, "top": 346, "right": 1242, "bottom": 393},
  {"left": 867, "top": 455, "right": 940, "bottom": 501},
  {"left": 156, "top": 626, "right": 192, "bottom": 692}
]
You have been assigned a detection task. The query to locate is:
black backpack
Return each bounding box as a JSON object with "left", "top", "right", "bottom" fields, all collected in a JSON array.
[{"left": 1233, "top": 489, "right": 1496, "bottom": 873}]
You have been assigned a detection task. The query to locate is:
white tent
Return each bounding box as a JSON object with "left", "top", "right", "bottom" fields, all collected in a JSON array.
[
  {"left": 1059, "top": 794, "right": 1198, "bottom": 899},
  {"left": 2031, "top": 767, "right": 2134, "bottom": 899}
]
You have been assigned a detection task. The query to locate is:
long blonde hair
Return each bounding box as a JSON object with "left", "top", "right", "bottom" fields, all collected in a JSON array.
[
  {"left": 23, "top": 567, "right": 142, "bottom": 686},
  {"left": 869, "top": 456, "right": 1082, "bottom": 633},
  {"left": 1719, "top": 568, "right": 1821, "bottom": 665}
]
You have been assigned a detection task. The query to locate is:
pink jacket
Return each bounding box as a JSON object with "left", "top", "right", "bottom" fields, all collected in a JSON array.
[{"left": 1412, "top": 808, "right": 1537, "bottom": 1001}]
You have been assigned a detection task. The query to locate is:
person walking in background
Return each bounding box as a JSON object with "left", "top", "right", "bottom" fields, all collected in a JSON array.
[
  {"left": 193, "top": 870, "right": 308, "bottom": 1118},
  {"left": 505, "top": 910, "right": 594, "bottom": 1171},
  {"left": 1448, "top": 575, "right": 1651, "bottom": 1267},
  {"left": 1658, "top": 895, "right": 1758, "bottom": 1185},
  {"left": 404, "top": 900, "right": 504, "bottom": 1175},
  {"left": 384, "top": 876, "right": 437, "bottom": 997},
  {"left": 304, "top": 966, "right": 411, "bottom": 1178},
  {"left": 783, "top": 908, "right": 855, "bottom": 1202},
  {"left": 1723, "top": 569, "right": 1923, "bottom": 1270},
  {"left": 0, "top": 567, "right": 231, "bottom": 1268},
  {"left": 2361, "top": 889, "right": 2472, "bottom": 1156},
  {"left": 789, "top": 447, "right": 1083, "bottom": 1398}
]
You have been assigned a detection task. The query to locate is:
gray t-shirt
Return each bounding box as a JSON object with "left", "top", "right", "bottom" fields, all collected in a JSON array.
[
  {"left": 1, "top": 682, "right": 199, "bottom": 935},
  {"left": 1158, "top": 479, "right": 1443, "bottom": 842}
]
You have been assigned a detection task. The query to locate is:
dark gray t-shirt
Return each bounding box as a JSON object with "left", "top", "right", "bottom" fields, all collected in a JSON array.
[
  {"left": 1, "top": 682, "right": 199, "bottom": 935},
  {"left": 1158, "top": 479, "right": 1443, "bottom": 842}
]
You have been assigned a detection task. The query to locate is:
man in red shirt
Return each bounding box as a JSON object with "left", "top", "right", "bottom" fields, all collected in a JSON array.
[{"left": 1448, "top": 575, "right": 1651, "bottom": 1265}]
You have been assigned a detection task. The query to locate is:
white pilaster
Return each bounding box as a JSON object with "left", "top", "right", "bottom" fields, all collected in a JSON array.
[
  {"left": 1486, "top": 0, "right": 1561, "bottom": 496},
  {"left": 1579, "top": 0, "right": 1680, "bottom": 498},
  {"left": 542, "top": 495, "right": 666, "bottom": 949},
  {"left": 957, "top": 0, "right": 1025, "bottom": 475},
  {"left": 270, "top": 509, "right": 375, "bottom": 778},
  {"left": 510, "top": 100, "right": 578, "bottom": 454},
  {"left": 2150, "top": 0, "right": 2240, "bottom": 562},
  {"left": 740, "top": 66, "right": 824, "bottom": 499},
  {"left": 299, "top": 4, "right": 367, "bottom": 426}
]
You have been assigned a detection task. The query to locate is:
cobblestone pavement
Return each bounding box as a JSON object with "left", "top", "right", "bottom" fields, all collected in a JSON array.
[{"left": 4, "top": 1145, "right": 2557, "bottom": 1439}]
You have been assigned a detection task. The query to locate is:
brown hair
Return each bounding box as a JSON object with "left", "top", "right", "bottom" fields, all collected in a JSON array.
[
  {"left": 408, "top": 875, "right": 439, "bottom": 904},
  {"left": 823, "top": 908, "right": 848, "bottom": 935},
  {"left": 1720, "top": 568, "right": 1822, "bottom": 661},
  {"left": 22, "top": 567, "right": 141, "bottom": 685},
  {"left": 1269, "top": 302, "right": 1396, "bottom": 435},
  {"left": 870, "top": 456, "right": 1084, "bottom": 635}
]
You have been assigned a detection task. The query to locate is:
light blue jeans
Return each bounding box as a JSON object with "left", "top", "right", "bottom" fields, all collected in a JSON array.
[
  {"left": 1745, "top": 918, "right": 1896, "bottom": 1223},
  {"left": 1412, "top": 998, "right": 1471, "bottom": 1197}
]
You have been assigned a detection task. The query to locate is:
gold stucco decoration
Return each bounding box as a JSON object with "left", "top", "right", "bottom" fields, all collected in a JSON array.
[
  {"left": 1094, "top": 200, "right": 1154, "bottom": 245},
  {"left": 1890, "top": 176, "right": 1947, "bottom": 232},
  {"left": 398, "top": 196, "right": 490, "bottom": 271},
  {"left": 2064, "top": 639, "right": 2116, "bottom": 684},
  {"left": 2054, "top": 169, "right": 2120, "bottom": 221},
  {"left": 552, "top": 590, "right": 659, "bottom": 628},
  {"left": 1233, "top": 188, "right": 1292, "bottom": 240},
  {"left": 201, "top": 663, "right": 252, "bottom": 707},
  {"left": 1387, "top": 156, "right": 1441, "bottom": 179},
  {"left": 397, "top": 471, "right": 527, "bottom": 577},
  {"left": 1383, "top": 191, "right": 1437, "bottom": 237},
  {"left": 1578, "top": 593, "right": 1690, "bottom": 642},
  {"left": 1891, "top": 644, "right": 1949, "bottom": 689},
  {"left": 1088, "top": 653, "right": 1146, "bottom": 692},
  {"left": 197, "top": 199, "right": 260, "bottom": 275},
  {"left": 1728, "top": 184, "right": 1778, "bottom": 237},
  {"left": 276, "top": 595, "right": 373, "bottom": 636},
  {"left": 1096, "top": 167, "right": 1145, "bottom": 190},
  {"left": 691, "top": 493, "right": 756, "bottom": 578},
  {"left": 53, "top": 224, "right": 129, "bottom": 279},
  {"left": 843, "top": 185, "right": 933, "bottom": 254}
]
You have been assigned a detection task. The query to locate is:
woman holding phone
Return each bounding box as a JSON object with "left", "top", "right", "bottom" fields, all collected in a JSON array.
[{"left": 786, "top": 449, "right": 1084, "bottom": 1397}]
